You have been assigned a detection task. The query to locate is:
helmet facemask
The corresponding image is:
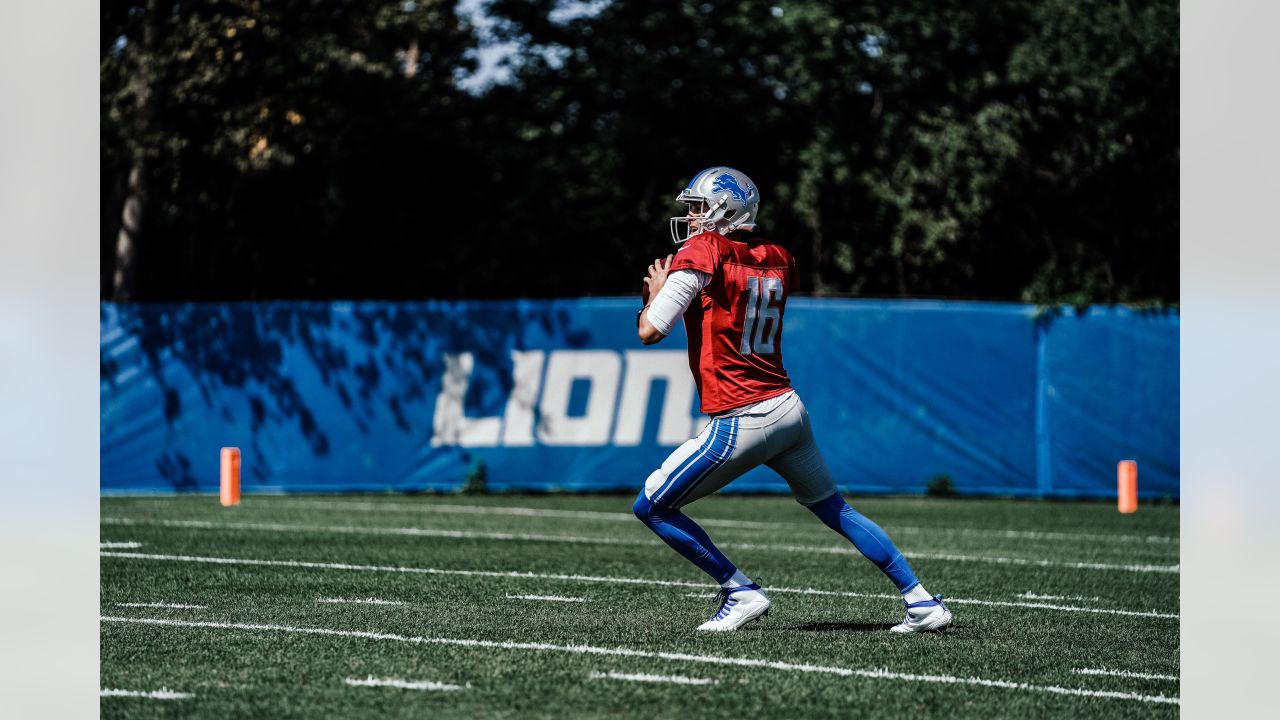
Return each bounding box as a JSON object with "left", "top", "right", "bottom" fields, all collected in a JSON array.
[{"left": 670, "top": 197, "right": 723, "bottom": 245}]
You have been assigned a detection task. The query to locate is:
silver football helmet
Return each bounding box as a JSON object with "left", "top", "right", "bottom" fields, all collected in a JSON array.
[{"left": 669, "top": 166, "right": 760, "bottom": 244}]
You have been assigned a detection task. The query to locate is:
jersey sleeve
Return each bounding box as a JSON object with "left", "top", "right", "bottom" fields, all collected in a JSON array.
[{"left": 669, "top": 232, "right": 722, "bottom": 276}]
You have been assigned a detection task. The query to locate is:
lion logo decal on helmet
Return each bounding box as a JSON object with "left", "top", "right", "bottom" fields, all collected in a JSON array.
[{"left": 711, "top": 173, "right": 755, "bottom": 204}]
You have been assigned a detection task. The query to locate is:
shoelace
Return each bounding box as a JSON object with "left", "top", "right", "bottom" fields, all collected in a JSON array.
[
  {"left": 708, "top": 581, "right": 763, "bottom": 621},
  {"left": 899, "top": 594, "right": 945, "bottom": 626},
  {"left": 711, "top": 589, "right": 739, "bottom": 620}
]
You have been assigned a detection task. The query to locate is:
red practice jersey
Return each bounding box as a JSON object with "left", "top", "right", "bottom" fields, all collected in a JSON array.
[{"left": 668, "top": 230, "right": 799, "bottom": 414}]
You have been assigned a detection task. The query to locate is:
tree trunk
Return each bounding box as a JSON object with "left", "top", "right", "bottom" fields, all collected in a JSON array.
[
  {"left": 111, "top": 0, "right": 158, "bottom": 302},
  {"left": 112, "top": 160, "right": 144, "bottom": 302},
  {"left": 404, "top": 40, "right": 419, "bottom": 79}
]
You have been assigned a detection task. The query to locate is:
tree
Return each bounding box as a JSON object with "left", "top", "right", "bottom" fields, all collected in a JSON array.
[
  {"left": 101, "top": 0, "right": 476, "bottom": 300},
  {"left": 101, "top": 0, "right": 1179, "bottom": 305},
  {"left": 480, "top": 0, "right": 1178, "bottom": 303}
]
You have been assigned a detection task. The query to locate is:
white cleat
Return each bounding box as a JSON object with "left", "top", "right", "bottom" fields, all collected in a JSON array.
[
  {"left": 890, "top": 594, "right": 953, "bottom": 634},
  {"left": 696, "top": 584, "right": 771, "bottom": 631}
]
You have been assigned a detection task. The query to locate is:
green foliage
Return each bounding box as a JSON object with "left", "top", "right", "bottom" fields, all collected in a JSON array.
[
  {"left": 101, "top": 0, "right": 1178, "bottom": 305},
  {"left": 102, "top": 0, "right": 479, "bottom": 298},
  {"left": 461, "top": 459, "right": 488, "bottom": 495},
  {"left": 926, "top": 474, "right": 957, "bottom": 498}
]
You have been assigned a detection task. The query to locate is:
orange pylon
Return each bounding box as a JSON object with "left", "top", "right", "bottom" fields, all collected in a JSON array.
[
  {"left": 1117, "top": 460, "right": 1137, "bottom": 514},
  {"left": 220, "top": 447, "right": 241, "bottom": 507}
]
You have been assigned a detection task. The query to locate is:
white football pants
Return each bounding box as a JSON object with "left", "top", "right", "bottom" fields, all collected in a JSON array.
[{"left": 642, "top": 391, "right": 837, "bottom": 509}]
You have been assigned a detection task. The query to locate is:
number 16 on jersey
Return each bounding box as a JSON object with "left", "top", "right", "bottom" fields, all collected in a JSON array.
[{"left": 740, "top": 276, "right": 784, "bottom": 356}]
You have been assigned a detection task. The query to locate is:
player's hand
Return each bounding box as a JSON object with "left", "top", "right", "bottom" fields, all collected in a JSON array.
[{"left": 643, "top": 255, "right": 674, "bottom": 303}]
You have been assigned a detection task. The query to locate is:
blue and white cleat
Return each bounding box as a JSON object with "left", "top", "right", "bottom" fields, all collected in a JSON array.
[
  {"left": 890, "top": 594, "right": 953, "bottom": 634},
  {"left": 696, "top": 583, "right": 771, "bottom": 631}
]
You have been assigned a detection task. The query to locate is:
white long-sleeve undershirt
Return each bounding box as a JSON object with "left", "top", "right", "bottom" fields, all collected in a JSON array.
[{"left": 645, "top": 269, "right": 711, "bottom": 336}]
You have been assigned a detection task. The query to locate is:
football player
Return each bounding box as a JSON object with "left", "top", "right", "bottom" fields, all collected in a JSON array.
[{"left": 633, "top": 166, "right": 952, "bottom": 633}]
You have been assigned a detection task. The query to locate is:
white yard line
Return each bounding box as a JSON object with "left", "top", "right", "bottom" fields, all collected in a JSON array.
[
  {"left": 318, "top": 597, "right": 406, "bottom": 606},
  {"left": 768, "top": 585, "right": 1179, "bottom": 619},
  {"left": 99, "top": 616, "right": 1178, "bottom": 705},
  {"left": 100, "top": 688, "right": 191, "bottom": 699},
  {"left": 115, "top": 602, "right": 207, "bottom": 610},
  {"left": 100, "top": 541, "right": 142, "bottom": 549},
  {"left": 101, "top": 517, "right": 1179, "bottom": 574},
  {"left": 99, "top": 551, "right": 1180, "bottom": 619},
  {"left": 1074, "top": 667, "right": 1179, "bottom": 682},
  {"left": 251, "top": 498, "right": 1178, "bottom": 545},
  {"left": 269, "top": 499, "right": 780, "bottom": 530},
  {"left": 344, "top": 676, "right": 467, "bottom": 691},
  {"left": 1019, "top": 592, "right": 1103, "bottom": 603},
  {"left": 504, "top": 594, "right": 587, "bottom": 603},
  {"left": 892, "top": 550, "right": 1176, "bottom": 575},
  {"left": 747, "top": 541, "right": 1178, "bottom": 574},
  {"left": 103, "top": 516, "right": 650, "bottom": 547},
  {"left": 892, "top": 525, "right": 1178, "bottom": 546},
  {"left": 590, "top": 671, "right": 714, "bottom": 686}
]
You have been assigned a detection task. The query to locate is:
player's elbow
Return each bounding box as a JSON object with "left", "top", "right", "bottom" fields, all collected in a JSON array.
[
  {"left": 637, "top": 316, "right": 666, "bottom": 345},
  {"left": 638, "top": 326, "right": 665, "bottom": 345}
]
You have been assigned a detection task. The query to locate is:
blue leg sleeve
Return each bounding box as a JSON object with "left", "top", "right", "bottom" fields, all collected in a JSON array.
[
  {"left": 805, "top": 493, "right": 920, "bottom": 593},
  {"left": 633, "top": 492, "right": 736, "bottom": 584}
]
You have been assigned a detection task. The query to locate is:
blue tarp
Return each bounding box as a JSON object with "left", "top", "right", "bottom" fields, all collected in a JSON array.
[{"left": 99, "top": 299, "right": 1179, "bottom": 498}]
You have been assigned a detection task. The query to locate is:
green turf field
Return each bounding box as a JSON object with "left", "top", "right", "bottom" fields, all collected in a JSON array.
[{"left": 100, "top": 494, "right": 1179, "bottom": 718}]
